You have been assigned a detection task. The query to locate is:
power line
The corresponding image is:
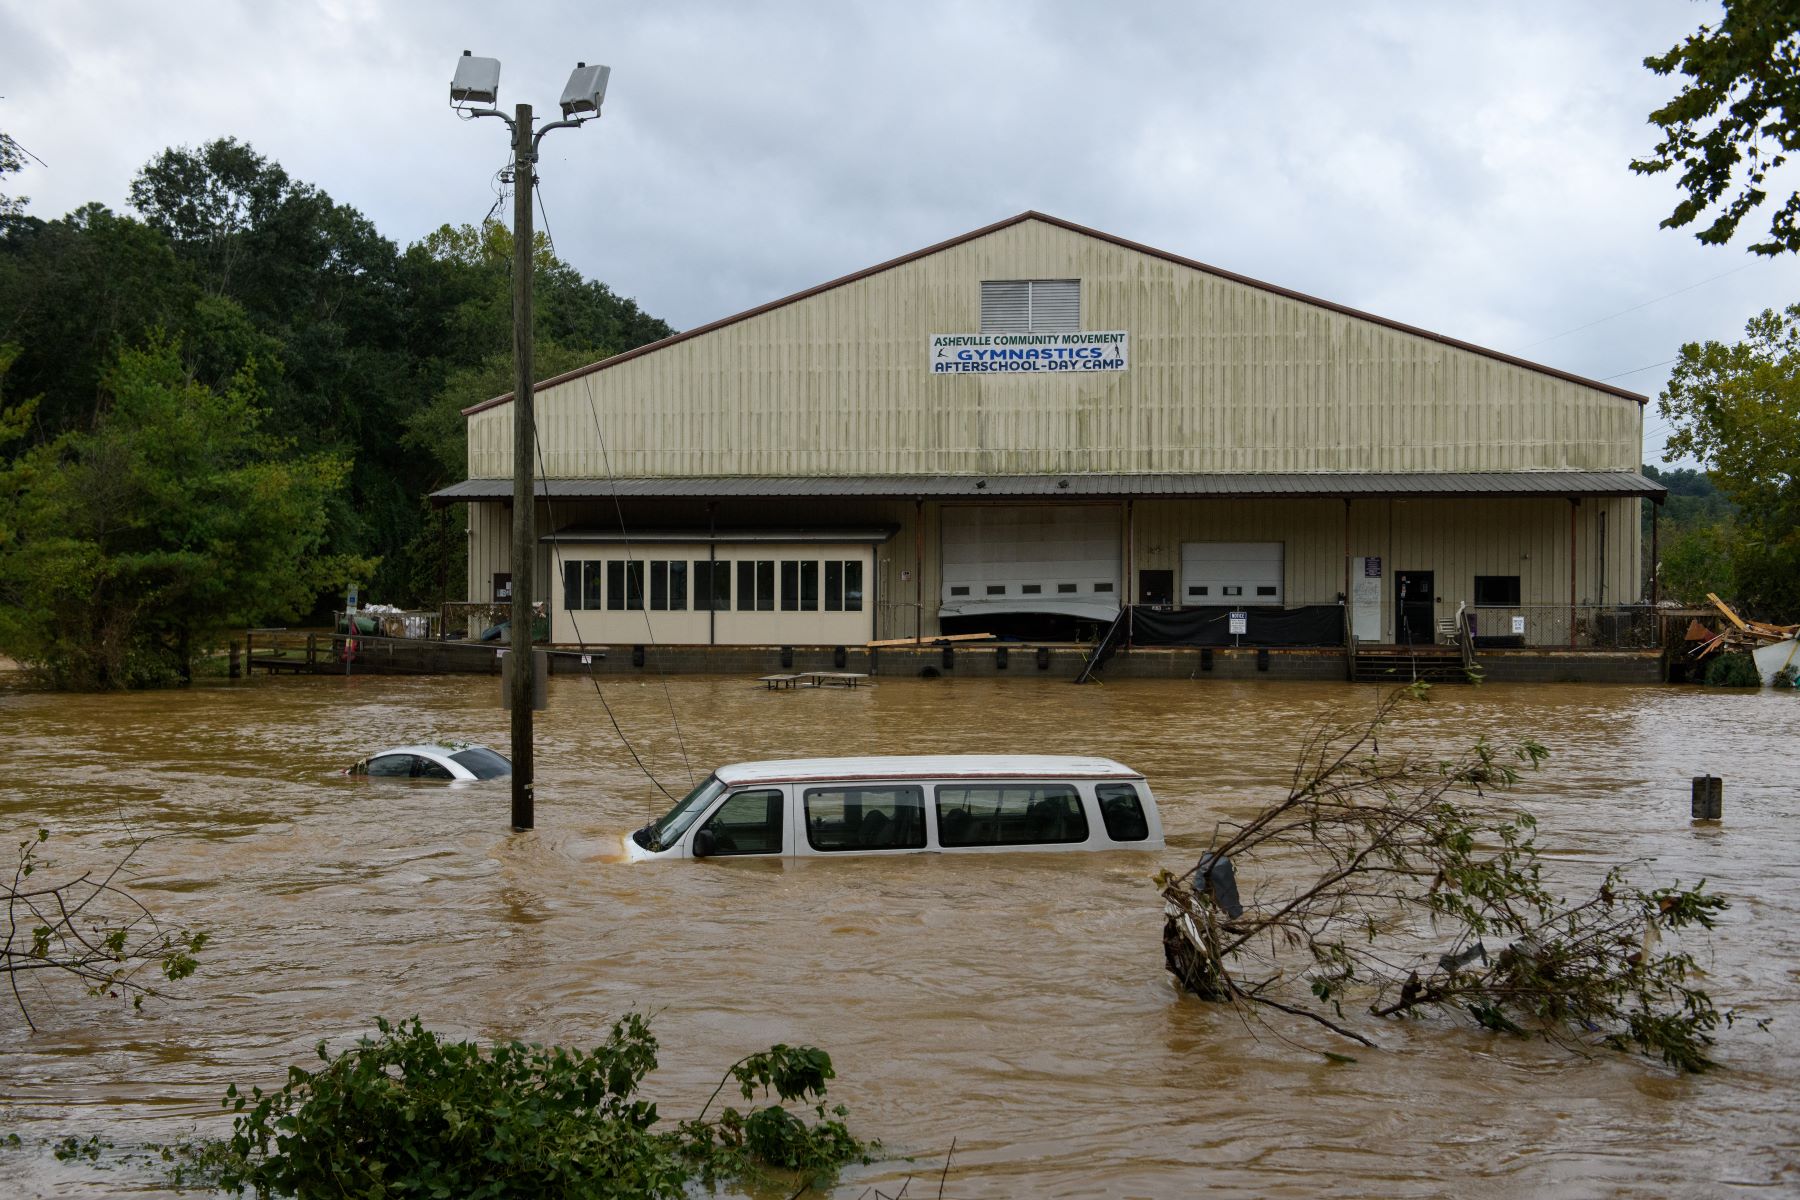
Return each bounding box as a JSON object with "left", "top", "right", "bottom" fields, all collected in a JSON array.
[{"left": 1517, "top": 262, "right": 1758, "bottom": 352}]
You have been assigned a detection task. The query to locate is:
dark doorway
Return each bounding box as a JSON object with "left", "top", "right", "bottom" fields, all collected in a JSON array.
[
  {"left": 1395, "top": 571, "right": 1434, "bottom": 645},
  {"left": 493, "top": 573, "right": 513, "bottom": 602},
  {"left": 1138, "top": 569, "right": 1174, "bottom": 607}
]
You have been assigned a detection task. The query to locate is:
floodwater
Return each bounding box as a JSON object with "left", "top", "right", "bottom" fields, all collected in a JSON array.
[{"left": 1, "top": 671, "right": 1797, "bottom": 1197}]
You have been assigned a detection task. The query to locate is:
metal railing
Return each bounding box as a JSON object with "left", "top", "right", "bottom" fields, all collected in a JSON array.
[
  {"left": 336, "top": 608, "right": 441, "bottom": 639},
  {"left": 1466, "top": 604, "right": 1660, "bottom": 650}
]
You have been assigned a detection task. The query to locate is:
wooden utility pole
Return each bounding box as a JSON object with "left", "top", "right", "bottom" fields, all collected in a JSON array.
[{"left": 509, "top": 101, "right": 537, "bottom": 831}]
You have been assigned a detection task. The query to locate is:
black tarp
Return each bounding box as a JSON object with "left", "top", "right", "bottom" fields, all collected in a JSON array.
[{"left": 1129, "top": 604, "right": 1344, "bottom": 647}]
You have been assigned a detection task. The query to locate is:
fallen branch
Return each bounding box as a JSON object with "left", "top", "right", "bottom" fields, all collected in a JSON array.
[{"left": 1159, "top": 684, "right": 1737, "bottom": 1072}]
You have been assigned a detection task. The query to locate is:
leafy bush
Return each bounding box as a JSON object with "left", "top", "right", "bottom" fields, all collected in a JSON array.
[
  {"left": 1704, "top": 651, "right": 1763, "bottom": 687},
  {"left": 212, "top": 1015, "right": 868, "bottom": 1198}
]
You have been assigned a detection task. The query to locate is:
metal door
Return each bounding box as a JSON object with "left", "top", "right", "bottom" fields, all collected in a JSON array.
[{"left": 1395, "top": 571, "right": 1434, "bottom": 645}]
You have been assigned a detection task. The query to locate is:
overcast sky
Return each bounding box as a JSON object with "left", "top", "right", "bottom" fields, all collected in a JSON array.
[{"left": 3, "top": 1, "right": 1794, "bottom": 465}]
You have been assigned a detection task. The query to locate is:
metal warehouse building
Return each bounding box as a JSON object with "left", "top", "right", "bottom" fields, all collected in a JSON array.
[{"left": 434, "top": 212, "right": 1663, "bottom": 667}]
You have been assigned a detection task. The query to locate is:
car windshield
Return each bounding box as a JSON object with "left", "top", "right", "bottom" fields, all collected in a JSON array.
[
  {"left": 449, "top": 747, "right": 512, "bottom": 780},
  {"left": 643, "top": 775, "right": 726, "bottom": 850}
]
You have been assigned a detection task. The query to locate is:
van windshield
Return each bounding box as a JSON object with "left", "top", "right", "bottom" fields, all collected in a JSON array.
[{"left": 640, "top": 775, "right": 726, "bottom": 850}]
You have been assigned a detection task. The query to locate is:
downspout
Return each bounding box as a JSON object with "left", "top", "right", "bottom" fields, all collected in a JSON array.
[
  {"left": 707, "top": 501, "right": 717, "bottom": 647},
  {"left": 1650, "top": 498, "right": 1661, "bottom": 606},
  {"left": 1125, "top": 499, "right": 1134, "bottom": 648},
  {"left": 1569, "top": 497, "right": 1579, "bottom": 649},
  {"left": 914, "top": 498, "right": 924, "bottom": 646}
]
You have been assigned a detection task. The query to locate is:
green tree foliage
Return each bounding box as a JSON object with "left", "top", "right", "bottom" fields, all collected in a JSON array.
[
  {"left": 0, "top": 133, "right": 674, "bottom": 630},
  {"left": 209, "top": 1015, "right": 868, "bottom": 1198},
  {"left": 0, "top": 130, "right": 27, "bottom": 220},
  {"left": 1632, "top": 1, "right": 1800, "bottom": 255},
  {"left": 1659, "top": 305, "right": 1800, "bottom": 617},
  {"left": 0, "top": 339, "right": 366, "bottom": 687},
  {"left": 1641, "top": 466, "right": 1740, "bottom": 603}
]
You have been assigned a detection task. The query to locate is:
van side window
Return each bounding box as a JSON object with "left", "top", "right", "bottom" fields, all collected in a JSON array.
[
  {"left": 699, "top": 789, "right": 784, "bottom": 855},
  {"left": 935, "top": 784, "right": 1089, "bottom": 846},
  {"left": 1095, "top": 783, "right": 1150, "bottom": 842},
  {"left": 804, "top": 786, "right": 926, "bottom": 852}
]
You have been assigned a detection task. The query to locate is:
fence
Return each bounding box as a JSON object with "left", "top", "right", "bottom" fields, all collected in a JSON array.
[{"left": 1466, "top": 604, "right": 1660, "bottom": 650}]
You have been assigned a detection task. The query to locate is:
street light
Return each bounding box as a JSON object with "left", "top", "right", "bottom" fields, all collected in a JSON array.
[{"left": 450, "top": 49, "right": 610, "bottom": 832}]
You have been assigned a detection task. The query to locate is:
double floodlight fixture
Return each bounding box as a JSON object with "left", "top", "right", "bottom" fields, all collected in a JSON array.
[{"left": 449, "top": 50, "right": 609, "bottom": 129}]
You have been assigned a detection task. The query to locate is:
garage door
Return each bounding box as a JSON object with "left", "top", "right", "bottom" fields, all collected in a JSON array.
[
  {"left": 941, "top": 506, "right": 1121, "bottom": 620},
  {"left": 1181, "top": 542, "right": 1284, "bottom": 606}
]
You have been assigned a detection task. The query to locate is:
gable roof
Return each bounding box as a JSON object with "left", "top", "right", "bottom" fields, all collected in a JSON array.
[{"left": 462, "top": 211, "right": 1649, "bottom": 417}]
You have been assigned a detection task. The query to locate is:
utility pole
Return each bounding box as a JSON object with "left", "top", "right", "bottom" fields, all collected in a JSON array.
[
  {"left": 450, "top": 51, "right": 610, "bottom": 832},
  {"left": 508, "top": 101, "right": 537, "bottom": 831}
]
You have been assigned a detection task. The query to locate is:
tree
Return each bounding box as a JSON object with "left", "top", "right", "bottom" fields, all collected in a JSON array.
[
  {"left": 1659, "top": 304, "right": 1800, "bottom": 616},
  {"left": 1161, "top": 687, "right": 1737, "bottom": 1072},
  {"left": 1631, "top": 1, "right": 1800, "bottom": 255},
  {"left": 3, "top": 829, "right": 206, "bottom": 1030},
  {"left": 0, "top": 338, "right": 367, "bottom": 688},
  {"left": 0, "top": 129, "right": 27, "bottom": 221}
]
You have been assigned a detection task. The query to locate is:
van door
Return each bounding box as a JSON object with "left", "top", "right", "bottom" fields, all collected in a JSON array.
[{"left": 689, "top": 786, "right": 788, "bottom": 857}]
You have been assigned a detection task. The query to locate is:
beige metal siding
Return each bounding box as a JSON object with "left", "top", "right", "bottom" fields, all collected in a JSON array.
[{"left": 468, "top": 219, "right": 1641, "bottom": 481}]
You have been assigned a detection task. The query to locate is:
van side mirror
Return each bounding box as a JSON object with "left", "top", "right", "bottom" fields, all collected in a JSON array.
[{"left": 691, "top": 829, "right": 717, "bottom": 858}]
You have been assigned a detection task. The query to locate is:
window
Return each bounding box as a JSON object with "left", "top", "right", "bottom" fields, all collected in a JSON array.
[
  {"left": 980, "top": 279, "right": 1080, "bottom": 333},
  {"left": 1094, "top": 582, "right": 1113, "bottom": 593},
  {"left": 1474, "top": 575, "right": 1522, "bottom": 606},
  {"left": 583, "top": 562, "right": 603, "bottom": 611},
  {"left": 950, "top": 585, "right": 970, "bottom": 597},
  {"left": 1058, "top": 583, "right": 1078, "bottom": 594},
  {"left": 449, "top": 748, "right": 511, "bottom": 780},
  {"left": 1095, "top": 783, "right": 1149, "bottom": 842},
  {"left": 987, "top": 585, "right": 1007, "bottom": 596},
  {"left": 804, "top": 786, "right": 927, "bottom": 852},
  {"left": 609, "top": 561, "right": 644, "bottom": 610},
  {"left": 780, "top": 561, "right": 800, "bottom": 611},
  {"left": 562, "top": 561, "right": 581, "bottom": 612},
  {"left": 699, "top": 789, "right": 784, "bottom": 855},
  {"left": 360, "top": 754, "right": 414, "bottom": 778},
  {"left": 736, "top": 561, "right": 775, "bottom": 612},
  {"left": 415, "top": 758, "right": 455, "bottom": 781},
  {"left": 844, "top": 561, "right": 863, "bottom": 611},
  {"left": 935, "top": 783, "right": 1090, "bottom": 847},
  {"left": 800, "top": 561, "right": 819, "bottom": 610},
  {"left": 694, "top": 561, "right": 729, "bottom": 611},
  {"left": 1022, "top": 584, "right": 1042, "bottom": 595},
  {"left": 825, "top": 561, "right": 843, "bottom": 610},
  {"left": 648, "top": 560, "right": 687, "bottom": 611},
  {"left": 1222, "top": 586, "right": 1242, "bottom": 596},
  {"left": 1188, "top": 586, "right": 1209, "bottom": 597},
  {"left": 1256, "top": 586, "right": 1277, "bottom": 597}
]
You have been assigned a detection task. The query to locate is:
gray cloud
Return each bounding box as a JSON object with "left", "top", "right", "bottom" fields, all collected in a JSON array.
[{"left": 3, "top": 1, "right": 1793, "bottom": 464}]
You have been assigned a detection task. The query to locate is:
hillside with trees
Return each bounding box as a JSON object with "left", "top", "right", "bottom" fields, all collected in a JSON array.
[{"left": 0, "top": 133, "right": 671, "bottom": 687}]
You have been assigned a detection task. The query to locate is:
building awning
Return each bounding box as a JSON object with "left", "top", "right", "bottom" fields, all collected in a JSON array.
[
  {"left": 434, "top": 470, "right": 1668, "bottom": 504},
  {"left": 543, "top": 526, "right": 896, "bottom": 544}
]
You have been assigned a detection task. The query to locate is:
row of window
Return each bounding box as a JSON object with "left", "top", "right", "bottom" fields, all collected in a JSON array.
[
  {"left": 947, "top": 581, "right": 1113, "bottom": 597},
  {"left": 698, "top": 783, "right": 1149, "bottom": 855},
  {"left": 562, "top": 559, "right": 864, "bottom": 614},
  {"left": 1188, "top": 585, "right": 1279, "bottom": 597}
]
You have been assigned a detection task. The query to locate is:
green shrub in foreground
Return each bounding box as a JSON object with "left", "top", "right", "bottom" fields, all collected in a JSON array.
[
  {"left": 213, "top": 1015, "right": 869, "bottom": 1198},
  {"left": 1703, "top": 651, "right": 1763, "bottom": 687}
]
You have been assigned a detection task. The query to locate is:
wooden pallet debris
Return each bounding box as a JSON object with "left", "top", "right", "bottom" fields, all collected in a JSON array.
[{"left": 1690, "top": 595, "right": 1799, "bottom": 660}]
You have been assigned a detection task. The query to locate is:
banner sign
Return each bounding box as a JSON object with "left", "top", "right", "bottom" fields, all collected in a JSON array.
[{"left": 930, "top": 331, "right": 1128, "bottom": 375}]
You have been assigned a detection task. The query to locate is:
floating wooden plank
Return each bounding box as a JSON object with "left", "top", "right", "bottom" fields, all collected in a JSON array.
[
  {"left": 1707, "top": 594, "right": 1749, "bottom": 631},
  {"left": 864, "top": 632, "right": 996, "bottom": 648}
]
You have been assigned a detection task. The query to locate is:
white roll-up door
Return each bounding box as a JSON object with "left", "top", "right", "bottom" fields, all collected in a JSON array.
[
  {"left": 1181, "top": 542, "right": 1284, "bottom": 606},
  {"left": 941, "top": 506, "right": 1121, "bottom": 620}
]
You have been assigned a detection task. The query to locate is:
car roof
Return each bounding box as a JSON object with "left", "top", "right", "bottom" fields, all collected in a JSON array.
[
  {"left": 713, "top": 754, "right": 1143, "bottom": 786},
  {"left": 369, "top": 743, "right": 491, "bottom": 760}
]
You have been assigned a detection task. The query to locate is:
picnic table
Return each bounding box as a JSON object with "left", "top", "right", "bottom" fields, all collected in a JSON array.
[{"left": 757, "top": 672, "right": 869, "bottom": 689}]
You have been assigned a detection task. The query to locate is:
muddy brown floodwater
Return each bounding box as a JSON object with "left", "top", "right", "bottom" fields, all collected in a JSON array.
[{"left": 1, "top": 672, "right": 1797, "bottom": 1197}]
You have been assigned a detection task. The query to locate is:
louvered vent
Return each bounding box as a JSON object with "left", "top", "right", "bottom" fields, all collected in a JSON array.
[{"left": 980, "top": 279, "right": 1080, "bottom": 332}]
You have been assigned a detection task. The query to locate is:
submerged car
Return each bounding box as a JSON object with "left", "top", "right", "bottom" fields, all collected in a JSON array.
[
  {"left": 345, "top": 743, "right": 512, "bottom": 781},
  {"left": 625, "top": 754, "right": 1163, "bottom": 861}
]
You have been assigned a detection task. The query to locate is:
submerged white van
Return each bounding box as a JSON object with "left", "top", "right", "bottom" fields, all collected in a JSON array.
[{"left": 623, "top": 754, "right": 1164, "bottom": 861}]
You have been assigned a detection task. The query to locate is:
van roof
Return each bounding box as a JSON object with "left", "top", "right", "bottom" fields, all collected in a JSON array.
[{"left": 713, "top": 754, "right": 1143, "bottom": 786}]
